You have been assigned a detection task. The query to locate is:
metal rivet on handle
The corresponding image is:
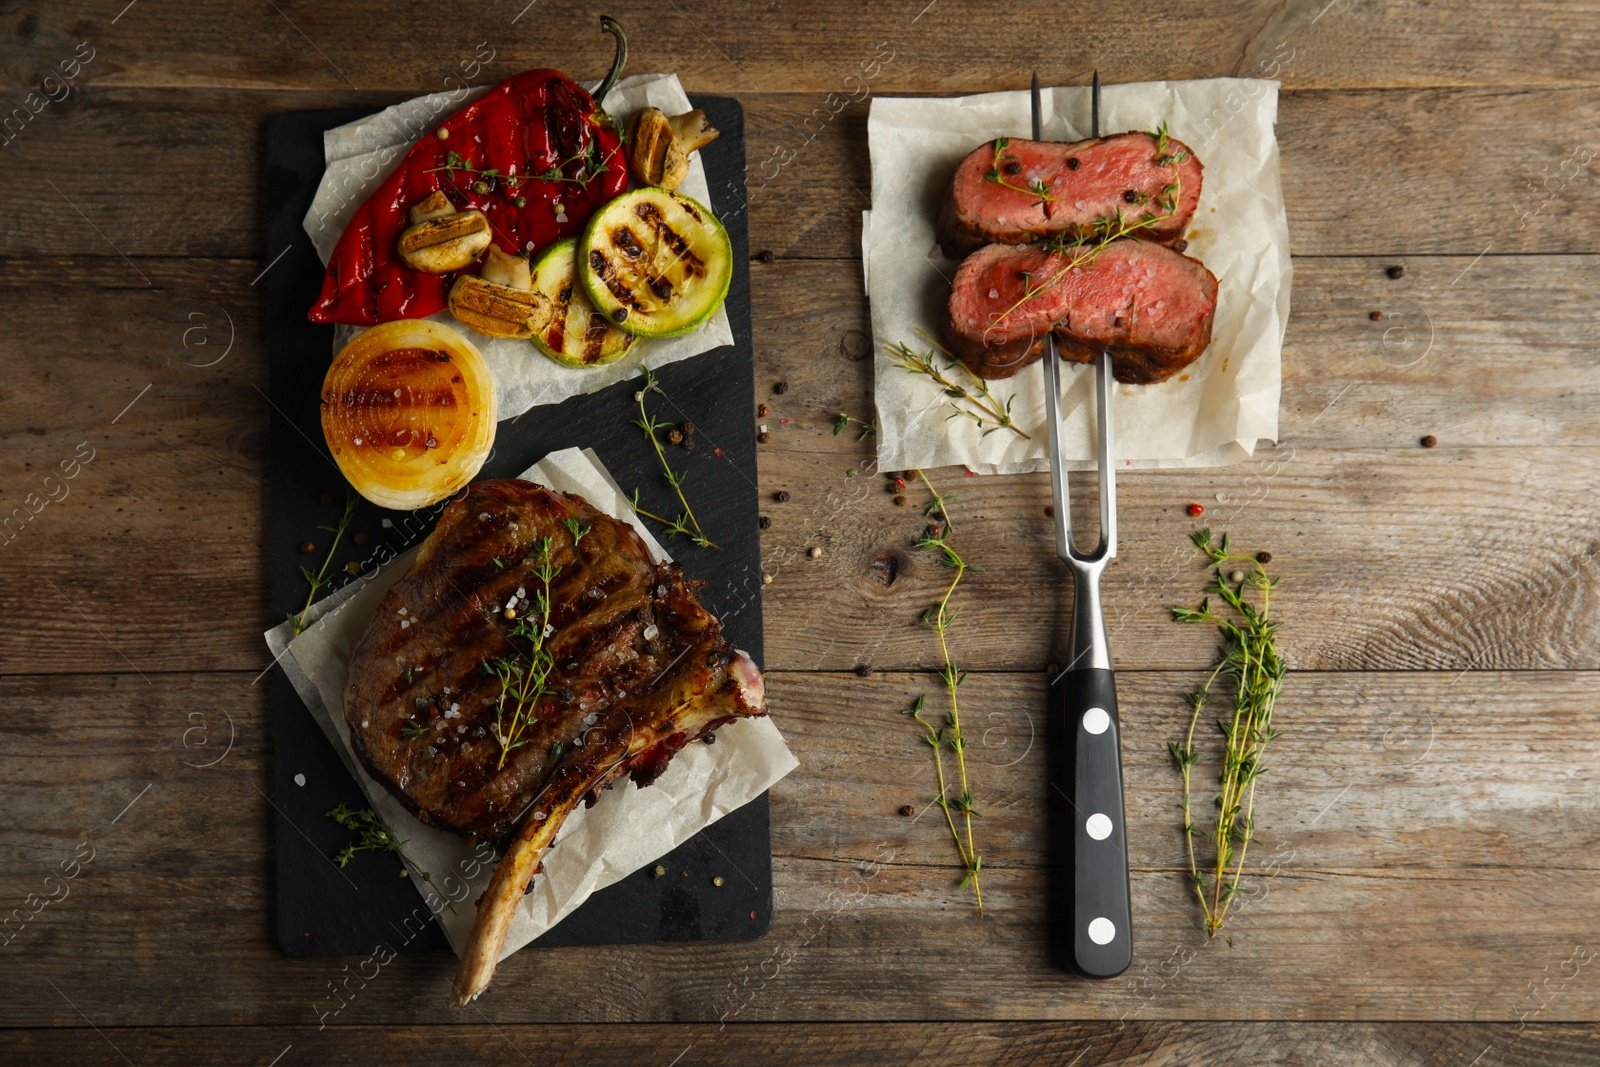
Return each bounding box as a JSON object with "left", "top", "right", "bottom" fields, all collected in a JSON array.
[
  {"left": 1086, "top": 813, "right": 1112, "bottom": 840},
  {"left": 1088, "top": 917, "right": 1116, "bottom": 945},
  {"left": 1082, "top": 707, "right": 1110, "bottom": 734}
]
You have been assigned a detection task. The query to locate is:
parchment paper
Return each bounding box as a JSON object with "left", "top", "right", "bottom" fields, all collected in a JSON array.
[
  {"left": 262, "top": 447, "right": 797, "bottom": 961},
  {"left": 865, "top": 79, "right": 1291, "bottom": 474},
  {"left": 303, "top": 73, "right": 735, "bottom": 422}
]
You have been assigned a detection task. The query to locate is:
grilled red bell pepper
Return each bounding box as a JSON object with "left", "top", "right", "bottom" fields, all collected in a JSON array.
[{"left": 309, "top": 69, "right": 627, "bottom": 326}]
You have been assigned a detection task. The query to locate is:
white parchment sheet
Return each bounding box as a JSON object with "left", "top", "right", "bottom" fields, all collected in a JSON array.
[
  {"left": 865, "top": 79, "right": 1291, "bottom": 474},
  {"left": 263, "top": 447, "right": 796, "bottom": 961}
]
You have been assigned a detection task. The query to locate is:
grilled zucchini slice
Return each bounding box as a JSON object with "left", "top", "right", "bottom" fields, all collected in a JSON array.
[
  {"left": 578, "top": 188, "right": 732, "bottom": 337},
  {"left": 529, "top": 238, "right": 639, "bottom": 368}
]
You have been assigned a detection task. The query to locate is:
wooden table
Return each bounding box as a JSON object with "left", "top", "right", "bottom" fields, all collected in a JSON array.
[{"left": 3, "top": 1, "right": 1598, "bottom": 1063}]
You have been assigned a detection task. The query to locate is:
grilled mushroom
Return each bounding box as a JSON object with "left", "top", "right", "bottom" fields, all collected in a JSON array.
[
  {"left": 625, "top": 107, "right": 720, "bottom": 190},
  {"left": 398, "top": 192, "right": 492, "bottom": 274},
  {"left": 448, "top": 246, "right": 550, "bottom": 340}
]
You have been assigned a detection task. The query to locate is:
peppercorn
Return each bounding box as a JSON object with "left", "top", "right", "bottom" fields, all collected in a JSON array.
[
  {"left": 757, "top": 431, "right": 771, "bottom": 444},
  {"left": 808, "top": 546, "right": 824, "bottom": 559},
  {"left": 773, "top": 381, "right": 789, "bottom": 394},
  {"left": 703, "top": 732, "right": 717, "bottom": 745},
  {"left": 1229, "top": 570, "right": 1245, "bottom": 583},
  {"left": 854, "top": 664, "right": 871, "bottom": 677},
  {"left": 884, "top": 482, "right": 899, "bottom": 495},
  {"left": 317, "top": 490, "right": 335, "bottom": 506},
  {"left": 1256, "top": 551, "right": 1273, "bottom": 564},
  {"left": 435, "top": 127, "right": 449, "bottom": 140},
  {"left": 899, "top": 805, "right": 915, "bottom": 817},
  {"left": 299, "top": 540, "right": 316, "bottom": 554},
  {"left": 1044, "top": 505, "right": 1054, "bottom": 517},
  {"left": 757, "top": 403, "right": 770, "bottom": 417},
  {"left": 1171, "top": 239, "right": 1189, "bottom": 253},
  {"left": 679, "top": 421, "right": 696, "bottom": 436},
  {"left": 758, "top": 515, "right": 772, "bottom": 529},
  {"left": 682, "top": 436, "right": 697, "bottom": 451},
  {"left": 775, "top": 490, "right": 790, "bottom": 502},
  {"left": 925, "top": 523, "right": 944, "bottom": 539},
  {"left": 1004, "top": 160, "right": 1022, "bottom": 175},
  {"left": 893, "top": 494, "right": 908, "bottom": 507},
  {"left": 353, "top": 531, "right": 369, "bottom": 546},
  {"left": 1369, "top": 310, "right": 1384, "bottom": 321},
  {"left": 1421, "top": 434, "right": 1438, "bottom": 448},
  {"left": 345, "top": 561, "right": 360, "bottom": 575},
  {"left": 653, "top": 865, "right": 666, "bottom": 877},
  {"left": 666, "top": 428, "right": 684, "bottom": 445},
  {"left": 1386, "top": 265, "right": 1405, "bottom": 279},
  {"left": 758, "top": 250, "right": 775, "bottom": 263},
  {"left": 1124, "top": 189, "right": 1139, "bottom": 203},
  {"left": 1047, "top": 663, "right": 1060, "bottom": 675},
  {"left": 1066, "top": 157, "right": 1080, "bottom": 170},
  {"left": 713, "top": 876, "right": 725, "bottom": 887},
  {"left": 1187, "top": 503, "right": 1204, "bottom": 517}
]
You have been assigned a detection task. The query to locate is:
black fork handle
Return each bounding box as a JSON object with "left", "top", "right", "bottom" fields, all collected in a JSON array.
[{"left": 1047, "top": 666, "right": 1132, "bottom": 979}]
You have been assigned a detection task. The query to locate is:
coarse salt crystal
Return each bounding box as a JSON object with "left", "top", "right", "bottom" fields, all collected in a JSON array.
[
  {"left": 988, "top": 288, "right": 999, "bottom": 299},
  {"left": 479, "top": 512, "right": 491, "bottom": 521},
  {"left": 293, "top": 773, "right": 306, "bottom": 787},
  {"left": 398, "top": 607, "right": 407, "bottom": 615},
  {"left": 353, "top": 437, "right": 363, "bottom": 445},
  {"left": 643, "top": 624, "right": 659, "bottom": 640},
  {"left": 534, "top": 811, "right": 547, "bottom": 821},
  {"left": 400, "top": 619, "right": 410, "bottom": 629},
  {"left": 556, "top": 212, "right": 568, "bottom": 223},
  {"left": 382, "top": 518, "right": 393, "bottom": 528},
  {"left": 516, "top": 587, "right": 526, "bottom": 598}
]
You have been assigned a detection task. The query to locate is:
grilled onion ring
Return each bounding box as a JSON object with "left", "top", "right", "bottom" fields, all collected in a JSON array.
[{"left": 320, "top": 320, "right": 497, "bottom": 510}]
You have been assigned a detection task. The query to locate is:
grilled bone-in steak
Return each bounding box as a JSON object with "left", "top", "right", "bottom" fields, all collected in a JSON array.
[
  {"left": 343, "top": 479, "right": 766, "bottom": 1003},
  {"left": 945, "top": 239, "right": 1219, "bottom": 385},
  {"left": 938, "top": 132, "right": 1204, "bottom": 258}
]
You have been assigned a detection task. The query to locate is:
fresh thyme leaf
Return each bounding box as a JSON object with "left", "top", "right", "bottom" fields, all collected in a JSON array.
[
  {"left": 325, "top": 805, "right": 451, "bottom": 909},
  {"left": 290, "top": 488, "right": 359, "bottom": 636},
  {"left": 627, "top": 367, "right": 720, "bottom": 550},
  {"left": 897, "top": 471, "right": 983, "bottom": 911},
  {"left": 1169, "top": 530, "right": 1286, "bottom": 939}
]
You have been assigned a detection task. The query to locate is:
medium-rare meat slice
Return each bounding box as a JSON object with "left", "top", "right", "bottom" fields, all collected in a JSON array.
[
  {"left": 938, "top": 131, "right": 1203, "bottom": 258},
  {"left": 343, "top": 479, "right": 766, "bottom": 1003},
  {"left": 945, "top": 240, "right": 1219, "bottom": 385}
]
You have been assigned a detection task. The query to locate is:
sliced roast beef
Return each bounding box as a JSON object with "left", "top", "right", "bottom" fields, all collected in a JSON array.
[
  {"left": 938, "top": 132, "right": 1203, "bottom": 258},
  {"left": 945, "top": 239, "right": 1219, "bottom": 385}
]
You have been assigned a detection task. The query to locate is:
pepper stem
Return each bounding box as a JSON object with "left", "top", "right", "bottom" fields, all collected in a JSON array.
[{"left": 594, "top": 15, "right": 628, "bottom": 108}]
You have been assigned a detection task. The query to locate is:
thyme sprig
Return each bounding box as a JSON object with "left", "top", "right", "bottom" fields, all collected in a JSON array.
[
  {"left": 327, "top": 804, "right": 450, "bottom": 909},
  {"left": 290, "top": 488, "right": 359, "bottom": 636},
  {"left": 903, "top": 471, "right": 983, "bottom": 908},
  {"left": 484, "top": 534, "right": 568, "bottom": 771},
  {"left": 833, "top": 412, "right": 878, "bottom": 441},
  {"left": 426, "top": 140, "right": 610, "bottom": 193},
  {"left": 1169, "top": 529, "right": 1286, "bottom": 939},
  {"left": 630, "top": 367, "right": 720, "bottom": 550},
  {"left": 884, "top": 336, "right": 1030, "bottom": 441}
]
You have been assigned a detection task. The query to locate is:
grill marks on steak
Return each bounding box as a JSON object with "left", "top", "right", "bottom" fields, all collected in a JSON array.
[
  {"left": 945, "top": 240, "right": 1219, "bottom": 385},
  {"left": 341, "top": 479, "right": 768, "bottom": 1003},
  {"left": 939, "top": 132, "right": 1203, "bottom": 258}
]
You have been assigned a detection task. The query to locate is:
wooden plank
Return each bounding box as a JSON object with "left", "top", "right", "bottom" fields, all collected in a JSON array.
[
  {"left": 4, "top": 0, "right": 1598, "bottom": 93},
  {"left": 1, "top": 670, "right": 1595, "bottom": 1024},
  {"left": 4, "top": 1022, "right": 1598, "bottom": 1067},
  {"left": 5, "top": 86, "right": 1600, "bottom": 261},
  {"left": 7, "top": 257, "right": 1600, "bottom": 674}
]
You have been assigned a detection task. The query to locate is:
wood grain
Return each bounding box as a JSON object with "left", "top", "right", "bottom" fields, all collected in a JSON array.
[
  {"left": 4, "top": 0, "right": 1598, "bottom": 92},
  {"left": 6, "top": 86, "right": 1600, "bottom": 262},
  {"left": 6, "top": 257, "right": 1600, "bottom": 675},
  {"left": 1, "top": 670, "right": 1595, "bottom": 1026},
  {"left": 6, "top": 1022, "right": 1599, "bottom": 1067}
]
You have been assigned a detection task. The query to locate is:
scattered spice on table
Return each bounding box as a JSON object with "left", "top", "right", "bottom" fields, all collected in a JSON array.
[
  {"left": 1188, "top": 503, "right": 1204, "bottom": 517},
  {"left": 758, "top": 515, "right": 772, "bottom": 529},
  {"left": 757, "top": 403, "right": 769, "bottom": 417},
  {"left": 1386, "top": 265, "right": 1405, "bottom": 279},
  {"left": 1369, "top": 310, "right": 1384, "bottom": 321},
  {"left": 899, "top": 805, "right": 915, "bottom": 817},
  {"left": 773, "top": 381, "right": 788, "bottom": 394},
  {"left": 1421, "top": 435, "right": 1437, "bottom": 448},
  {"left": 774, "top": 490, "right": 790, "bottom": 502}
]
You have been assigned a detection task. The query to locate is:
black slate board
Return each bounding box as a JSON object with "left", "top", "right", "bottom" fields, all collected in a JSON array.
[{"left": 263, "top": 97, "right": 772, "bottom": 957}]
